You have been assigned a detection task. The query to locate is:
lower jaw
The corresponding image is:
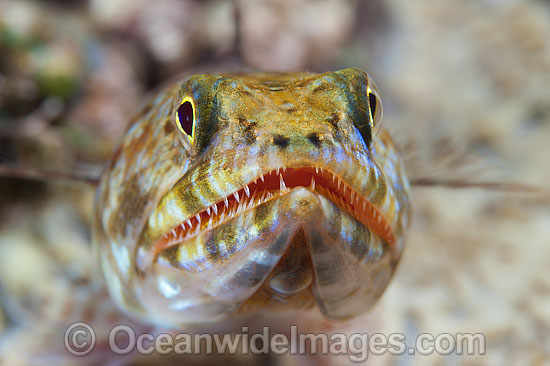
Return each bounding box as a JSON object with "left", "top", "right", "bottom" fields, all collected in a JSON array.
[
  {"left": 148, "top": 190, "right": 394, "bottom": 323},
  {"left": 235, "top": 227, "right": 316, "bottom": 314}
]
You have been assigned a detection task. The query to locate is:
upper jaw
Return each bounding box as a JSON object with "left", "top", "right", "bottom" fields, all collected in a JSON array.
[{"left": 149, "top": 164, "right": 396, "bottom": 261}]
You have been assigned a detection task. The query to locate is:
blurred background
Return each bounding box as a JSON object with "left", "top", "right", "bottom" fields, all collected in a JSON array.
[{"left": 0, "top": 0, "right": 548, "bottom": 365}]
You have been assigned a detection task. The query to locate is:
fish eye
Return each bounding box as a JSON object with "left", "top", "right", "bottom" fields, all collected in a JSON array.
[
  {"left": 176, "top": 98, "right": 195, "bottom": 142},
  {"left": 366, "top": 85, "right": 383, "bottom": 137},
  {"left": 368, "top": 91, "right": 377, "bottom": 122}
]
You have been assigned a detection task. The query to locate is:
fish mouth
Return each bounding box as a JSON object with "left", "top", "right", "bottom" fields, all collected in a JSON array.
[{"left": 152, "top": 166, "right": 395, "bottom": 257}]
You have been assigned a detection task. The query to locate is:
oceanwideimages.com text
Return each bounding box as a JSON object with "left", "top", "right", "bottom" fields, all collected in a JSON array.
[{"left": 65, "top": 323, "right": 486, "bottom": 362}]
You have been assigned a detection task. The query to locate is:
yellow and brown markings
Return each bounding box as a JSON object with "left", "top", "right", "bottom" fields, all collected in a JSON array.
[{"left": 93, "top": 68, "right": 412, "bottom": 327}]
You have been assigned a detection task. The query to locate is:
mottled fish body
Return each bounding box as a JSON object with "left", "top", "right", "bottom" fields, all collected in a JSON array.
[{"left": 93, "top": 68, "right": 412, "bottom": 327}]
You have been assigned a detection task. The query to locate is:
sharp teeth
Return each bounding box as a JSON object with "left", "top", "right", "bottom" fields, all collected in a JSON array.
[
  {"left": 343, "top": 184, "right": 347, "bottom": 194},
  {"left": 260, "top": 175, "right": 265, "bottom": 183},
  {"left": 212, "top": 204, "right": 218, "bottom": 215},
  {"left": 276, "top": 167, "right": 280, "bottom": 175},
  {"left": 247, "top": 196, "right": 255, "bottom": 210},
  {"left": 206, "top": 207, "right": 211, "bottom": 216},
  {"left": 283, "top": 167, "right": 286, "bottom": 172},
  {"left": 186, "top": 219, "right": 192, "bottom": 228},
  {"left": 332, "top": 174, "right": 336, "bottom": 183},
  {"left": 239, "top": 198, "right": 245, "bottom": 212},
  {"left": 350, "top": 191, "right": 355, "bottom": 203},
  {"left": 171, "top": 229, "right": 176, "bottom": 237},
  {"left": 337, "top": 178, "right": 341, "bottom": 189},
  {"left": 244, "top": 185, "right": 250, "bottom": 197},
  {"left": 233, "top": 192, "right": 240, "bottom": 203},
  {"left": 207, "top": 217, "right": 213, "bottom": 230},
  {"left": 279, "top": 174, "right": 287, "bottom": 191},
  {"left": 224, "top": 197, "right": 229, "bottom": 208},
  {"left": 363, "top": 201, "right": 367, "bottom": 210},
  {"left": 195, "top": 214, "right": 201, "bottom": 224},
  {"left": 310, "top": 176, "right": 316, "bottom": 190},
  {"left": 315, "top": 167, "right": 319, "bottom": 174}
]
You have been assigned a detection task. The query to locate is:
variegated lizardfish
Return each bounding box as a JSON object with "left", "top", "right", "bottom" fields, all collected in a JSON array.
[{"left": 93, "top": 68, "right": 412, "bottom": 327}]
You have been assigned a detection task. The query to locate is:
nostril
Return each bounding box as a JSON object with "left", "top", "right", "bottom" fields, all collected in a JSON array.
[
  {"left": 273, "top": 134, "right": 290, "bottom": 148},
  {"left": 307, "top": 132, "right": 321, "bottom": 147}
]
